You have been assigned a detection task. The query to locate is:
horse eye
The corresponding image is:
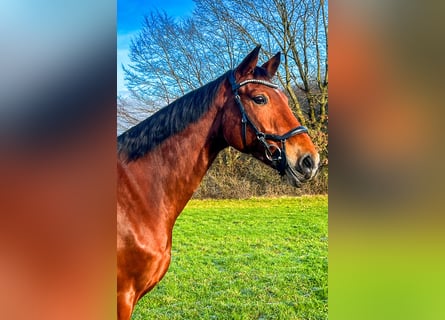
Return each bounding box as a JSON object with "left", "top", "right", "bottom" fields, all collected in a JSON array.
[{"left": 252, "top": 95, "right": 267, "bottom": 105}]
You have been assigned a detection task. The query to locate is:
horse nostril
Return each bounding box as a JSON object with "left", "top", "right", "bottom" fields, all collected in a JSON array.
[{"left": 300, "top": 154, "right": 314, "bottom": 173}]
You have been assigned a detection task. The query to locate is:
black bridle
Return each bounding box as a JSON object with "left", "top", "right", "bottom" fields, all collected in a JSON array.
[{"left": 228, "top": 70, "right": 308, "bottom": 176}]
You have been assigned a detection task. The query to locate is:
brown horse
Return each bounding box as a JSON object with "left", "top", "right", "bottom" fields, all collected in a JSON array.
[{"left": 117, "top": 46, "right": 320, "bottom": 319}]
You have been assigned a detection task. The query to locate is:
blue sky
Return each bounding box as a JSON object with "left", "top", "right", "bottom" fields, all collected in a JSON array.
[{"left": 117, "top": 0, "right": 196, "bottom": 95}]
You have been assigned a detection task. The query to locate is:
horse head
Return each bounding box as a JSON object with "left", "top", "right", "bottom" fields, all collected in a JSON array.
[{"left": 221, "top": 46, "right": 320, "bottom": 187}]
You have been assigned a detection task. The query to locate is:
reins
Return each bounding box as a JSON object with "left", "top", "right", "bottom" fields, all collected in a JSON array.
[{"left": 228, "top": 70, "right": 308, "bottom": 175}]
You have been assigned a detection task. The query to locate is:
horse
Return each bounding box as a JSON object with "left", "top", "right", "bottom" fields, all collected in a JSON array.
[{"left": 117, "top": 46, "right": 320, "bottom": 319}]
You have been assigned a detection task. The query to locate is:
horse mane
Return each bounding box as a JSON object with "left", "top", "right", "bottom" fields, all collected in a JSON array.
[{"left": 117, "top": 71, "right": 230, "bottom": 162}]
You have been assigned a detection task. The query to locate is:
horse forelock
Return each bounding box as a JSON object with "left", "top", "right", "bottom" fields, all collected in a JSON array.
[{"left": 253, "top": 66, "right": 270, "bottom": 79}]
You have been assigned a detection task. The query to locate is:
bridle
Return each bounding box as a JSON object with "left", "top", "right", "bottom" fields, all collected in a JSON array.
[{"left": 228, "top": 70, "right": 308, "bottom": 176}]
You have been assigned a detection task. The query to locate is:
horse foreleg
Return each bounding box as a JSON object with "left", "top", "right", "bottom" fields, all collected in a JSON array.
[
  {"left": 117, "top": 288, "right": 135, "bottom": 320},
  {"left": 117, "top": 247, "right": 172, "bottom": 319}
]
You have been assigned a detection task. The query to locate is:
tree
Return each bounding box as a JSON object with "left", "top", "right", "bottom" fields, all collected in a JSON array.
[
  {"left": 193, "top": 0, "right": 327, "bottom": 130},
  {"left": 122, "top": 11, "right": 227, "bottom": 107},
  {"left": 124, "top": 0, "right": 327, "bottom": 128}
]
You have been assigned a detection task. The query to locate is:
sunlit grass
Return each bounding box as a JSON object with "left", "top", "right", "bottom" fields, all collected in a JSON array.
[{"left": 132, "top": 196, "right": 328, "bottom": 319}]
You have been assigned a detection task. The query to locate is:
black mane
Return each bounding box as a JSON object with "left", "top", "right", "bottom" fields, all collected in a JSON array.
[{"left": 118, "top": 72, "right": 229, "bottom": 162}]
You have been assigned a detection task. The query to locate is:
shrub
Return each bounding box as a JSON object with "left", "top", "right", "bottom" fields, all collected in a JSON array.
[{"left": 194, "top": 148, "right": 328, "bottom": 199}]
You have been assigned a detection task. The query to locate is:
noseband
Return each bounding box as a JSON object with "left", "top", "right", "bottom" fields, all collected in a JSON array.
[{"left": 228, "top": 70, "right": 308, "bottom": 176}]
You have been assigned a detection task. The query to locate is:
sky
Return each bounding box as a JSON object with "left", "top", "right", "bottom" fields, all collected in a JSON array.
[{"left": 117, "top": 0, "right": 196, "bottom": 96}]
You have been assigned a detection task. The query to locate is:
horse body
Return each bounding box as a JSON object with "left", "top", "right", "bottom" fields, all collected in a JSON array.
[
  {"left": 117, "top": 93, "right": 227, "bottom": 319},
  {"left": 117, "top": 46, "right": 320, "bottom": 319}
]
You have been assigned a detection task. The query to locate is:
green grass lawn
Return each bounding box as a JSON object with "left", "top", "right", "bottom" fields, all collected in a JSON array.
[{"left": 132, "top": 196, "right": 328, "bottom": 319}]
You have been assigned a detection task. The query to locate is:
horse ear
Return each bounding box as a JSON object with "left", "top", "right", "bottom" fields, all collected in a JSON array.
[
  {"left": 235, "top": 45, "right": 261, "bottom": 78},
  {"left": 261, "top": 52, "right": 281, "bottom": 78}
]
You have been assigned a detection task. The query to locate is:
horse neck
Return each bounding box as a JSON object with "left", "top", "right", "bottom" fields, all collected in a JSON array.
[{"left": 121, "top": 95, "right": 228, "bottom": 229}]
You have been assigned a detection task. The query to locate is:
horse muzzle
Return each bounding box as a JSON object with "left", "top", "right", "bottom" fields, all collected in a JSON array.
[
  {"left": 284, "top": 153, "right": 320, "bottom": 187},
  {"left": 298, "top": 154, "right": 319, "bottom": 180}
]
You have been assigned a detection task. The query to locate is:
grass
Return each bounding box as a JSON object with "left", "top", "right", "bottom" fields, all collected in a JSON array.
[{"left": 132, "top": 196, "right": 328, "bottom": 319}]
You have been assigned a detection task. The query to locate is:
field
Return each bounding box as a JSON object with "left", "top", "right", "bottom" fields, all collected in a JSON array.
[{"left": 132, "top": 196, "right": 328, "bottom": 319}]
